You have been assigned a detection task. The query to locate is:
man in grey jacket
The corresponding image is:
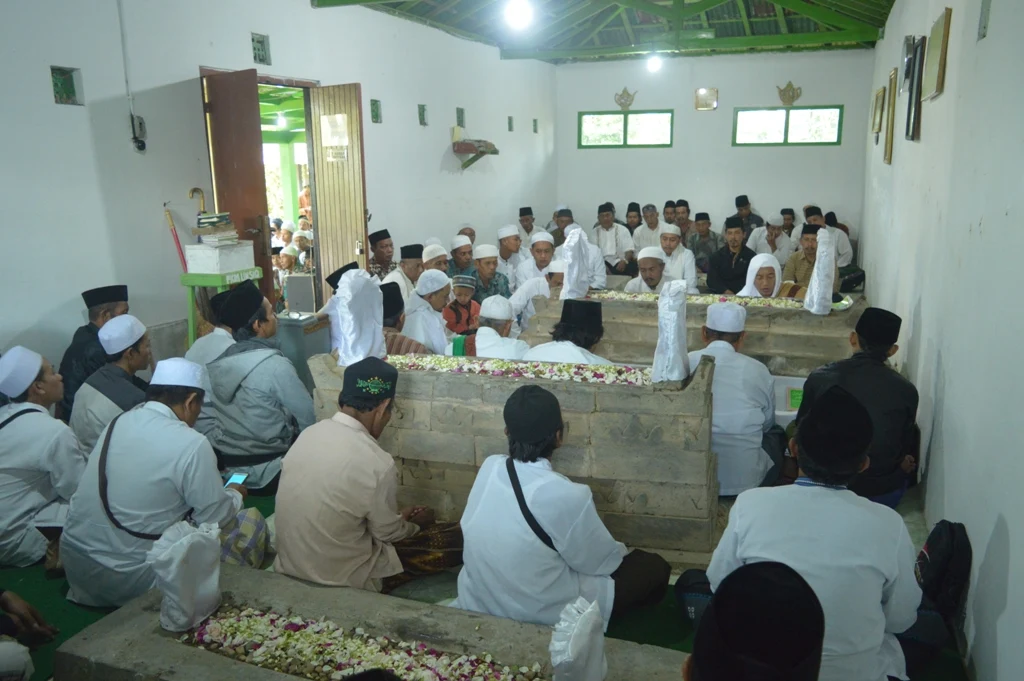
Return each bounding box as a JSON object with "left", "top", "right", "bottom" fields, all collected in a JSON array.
[{"left": 199, "top": 280, "right": 315, "bottom": 495}]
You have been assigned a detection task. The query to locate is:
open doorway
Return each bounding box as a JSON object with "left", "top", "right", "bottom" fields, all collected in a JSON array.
[{"left": 259, "top": 84, "right": 309, "bottom": 226}]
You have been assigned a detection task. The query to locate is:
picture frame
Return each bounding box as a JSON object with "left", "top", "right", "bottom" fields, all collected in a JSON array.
[
  {"left": 905, "top": 37, "right": 925, "bottom": 141},
  {"left": 922, "top": 7, "right": 953, "bottom": 100},
  {"left": 884, "top": 68, "right": 897, "bottom": 164},
  {"left": 871, "top": 86, "right": 886, "bottom": 135},
  {"left": 901, "top": 36, "right": 916, "bottom": 94}
]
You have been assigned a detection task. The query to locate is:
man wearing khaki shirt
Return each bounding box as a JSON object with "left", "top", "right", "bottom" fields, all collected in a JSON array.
[{"left": 782, "top": 224, "right": 839, "bottom": 293}]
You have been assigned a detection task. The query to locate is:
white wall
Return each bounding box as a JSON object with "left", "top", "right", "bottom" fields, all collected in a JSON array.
[
  {"left": 554, "top": 51, "right": 874, "bottom": 235},
  {"left": 861, "top": 2, "right": 1024, "bottom": 680},
  {"left": 0, "top": 0, "right": 555, "bottom": 365}
]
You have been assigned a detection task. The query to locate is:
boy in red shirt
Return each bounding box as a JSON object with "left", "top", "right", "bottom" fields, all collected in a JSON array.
[{"left": 443, "top": 275, "right": 480, "bottom": 335}]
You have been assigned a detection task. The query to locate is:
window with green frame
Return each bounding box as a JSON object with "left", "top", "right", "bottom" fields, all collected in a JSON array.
[
  {"left": 578, "top": 110, "right": 674, "bottom": 149},
  {"left": 732, "top": 106, "right": 844, "bottom": 146}
]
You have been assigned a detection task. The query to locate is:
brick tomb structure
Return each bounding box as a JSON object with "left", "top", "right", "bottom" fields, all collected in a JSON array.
[{"left": 309, "top": 353, "right": 719, "bottom": 566}]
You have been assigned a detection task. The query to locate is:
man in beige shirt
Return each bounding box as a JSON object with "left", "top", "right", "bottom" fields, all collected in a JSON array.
[
  {"left": 273, "top": 357, "right": 460, "bottom": 592},
  {"left": 782, "top": 224, "right": 839, "bottom": 294}
]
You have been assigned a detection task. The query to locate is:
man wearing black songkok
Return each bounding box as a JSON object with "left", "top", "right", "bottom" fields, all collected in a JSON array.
[
  {"left": 624, "top": 201, "right": 642, "bottom": 235},
  {"left": 725, "top": 194, "right": 764, "bottom": 241},
  {"left": 367, "top": 229, "right": 396, "bottom": 280},
  {"left": 796, "top": 307, "right": 919, "bottom": 507}
]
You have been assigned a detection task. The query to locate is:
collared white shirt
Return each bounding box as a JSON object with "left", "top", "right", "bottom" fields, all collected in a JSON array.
[
  {"left": 709, "top": 484, "right": 921, "bottom": 681},
  {"left": 522, "top": 341, "right": 611, "bottom": 366},
  {"left": 0, "top": 403, "right": 87, "bottom": 567},
  {"left": 446, "top": 326, "right": 530, "bottom": 360},
  {"left": 455, "top": 455, "right": 627, "bottom": 631},
  {"left": 402, "top": 295, "right": 450, "bottom": 354},
  {"left": 631, "top": 223, "right": 663, "bottom": 251},
  {"left": 687, "top": 341, "right": 774, "bottom": 495},
  {"left": 747, "top": 226, "right": 795, "bottom": 262},
  {"left": 624, "top": 273, "right": 678, "bottom": 294},
  {"left": 555, "top": 241, "right": 607, "bottom": 290},
  {"left": 828, "top": 226, "right": 854, "bottom": 267},
  {"left": 508, "top": 277, "right": 551, "bottom": 335},
  {"left": 381, "top": 267, "right": 416, "bottom": 303},
  {"left": 663, "top": 247, "right": 699, "bottom": 294},
  {"left": 62, "top": 401, "right": 242, "bottom": 607},
  {"left": 497, "top": 251, "right": 524, "bottom": 292},
  {"left": 514, "top": 257, "right": 548, "bottom": 290},
  {"left": 518, "top": 224, "right": 539, "bottom": 245},
  {"left": 592, "top": 224, "right": 635, "bottom": 266}
]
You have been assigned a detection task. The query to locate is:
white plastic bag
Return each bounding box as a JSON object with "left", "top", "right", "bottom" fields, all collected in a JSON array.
[
  {"left": 145, "top": 521, "right": 222, "bottom": 632},
  {"left": 560, "top": 229, "right": 591, "bottom": 301},
  {"left": 652, "top": 279, "right": 691, "bottom": 383},
  {"left": 550, "top": 598, "right": 607, "bottom": 681},
  {"left": 803, "top": 227, "right": 835, "bottom": 316}
]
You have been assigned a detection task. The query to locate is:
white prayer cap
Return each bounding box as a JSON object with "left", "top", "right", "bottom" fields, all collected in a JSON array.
[
  {"left": 450, "top": 235, "right": 472, "bottom": 251},
  {"left": 424, "top": 237, "right": 443, "bottom": 248},
  {"left": 706, "top": 302, "right": 747, "bottom": 333},
  {"left": 660, "top": 224, "right": 682, "bottom": 237},
  {"left": 422, "top": 244, "right": 448, "bottom": 261},
  {"left": 547, "top": 260, "right": 566, "bottom": 273},
  {"left": 416, "top": 269, "right": 451, "bottom": 296},
  {"left": 151, "top": 357, "right": 205, "bottom": 390},
  {"left": 530, "top": 231, "right": 555, "bottom": 246},
  {"left": 281, "top": 221, "right": 296, "bottom": 232},
  {"left": 497, "top": 225, "right": 519, "bottom": 240},
  {"left": 293, "top": 230, "right": 314, "bottom": 240},
  {"left": 768, "top": 215, "right": 783, "bottom": 226},
  {"left": 473, "top": 244, "right": 499, "bottom": 260},
  {"left": 98, "top": 314, "right": 147, "bottom": 354},
  {"left": 637, "top": 247, "right": 666, "bottom": 262},
  {"left": 281, "top": 245, "right": 300, "bottom": 258},
  {"left": 479, "top": 295, "right": 514, "bottom": 321},
  {"left": 0, "top": 346, "right": 43, "bottom": 398}
]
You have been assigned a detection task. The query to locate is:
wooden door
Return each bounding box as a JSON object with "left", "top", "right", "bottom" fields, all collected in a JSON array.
[
  {"left": 202, "top": 69, "right": 273, "bottom": 298},
  {"left": 307, "top": 84, "right": 368, "bottom": 304}
]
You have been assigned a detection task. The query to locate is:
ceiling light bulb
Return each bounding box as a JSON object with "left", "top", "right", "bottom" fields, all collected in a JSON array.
[
  {"left": 276, "top": 113, "right": 287, "bottom": 128},
  {"left": 698, "top": 87, "right": 707, "bottom": 95},
  {"left": 504, "top": 0, "right": 533, "bottom": 30},
  {"left": 647, "top": 55, "right": 663, "bottom": 73}
]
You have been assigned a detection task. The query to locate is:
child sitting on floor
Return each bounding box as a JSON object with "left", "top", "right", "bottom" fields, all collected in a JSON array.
[{"left": 443, "top": 275, "right": 480, "bottom": 335}]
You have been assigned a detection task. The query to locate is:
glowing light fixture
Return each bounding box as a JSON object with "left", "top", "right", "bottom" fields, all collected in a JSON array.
[
  {"left": 647, "top": 55, "right": 663, "bottom": 73},
  {"left": 698, "top": 87, "right": 707, "bottom": 95},
  {"left": 276, "top": 113, "right": 287, "bottom": 129},
  {"left": 504, "top": 0, "right": 533, "bottom": 30}
]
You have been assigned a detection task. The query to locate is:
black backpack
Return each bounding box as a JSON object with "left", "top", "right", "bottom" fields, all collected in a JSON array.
[{"left": 916, "top": 520, "right": 972, "bottom": 620}]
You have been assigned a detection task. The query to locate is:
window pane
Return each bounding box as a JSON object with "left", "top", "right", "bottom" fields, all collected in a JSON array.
[
  {"left": 735, "top": 109, "right": 786, "bottom": 144},
  {"left": 626, "top": 112, "right": 672, "bottom": 145},
  {"left": 580, "top": 114, "right": 624, "bottom": 146},
  {"left": 787, "top": 108, "right": 842, "bottom": 143}
]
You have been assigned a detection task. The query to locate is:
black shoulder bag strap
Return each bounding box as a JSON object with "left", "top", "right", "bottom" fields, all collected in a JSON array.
[
  {"left": 0, "top": 410, "right": 36, "bottom": 431},
  {"left": 98, "top": 412, "right": 163, "bottom": 541},
  {"left": 505, "top": 457, "right": 556, "bottom": 552}
]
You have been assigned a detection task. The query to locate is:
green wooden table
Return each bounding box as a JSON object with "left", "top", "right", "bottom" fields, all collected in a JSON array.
[{"left": 180, "top": 267, "right": 263, "bottom": 348}]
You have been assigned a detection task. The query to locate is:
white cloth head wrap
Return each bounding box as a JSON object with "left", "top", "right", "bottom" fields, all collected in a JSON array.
[
  {"left": 497, "top": 225, "right": 519, "bottom": 240},
  {"left": 151, "top": 358, "right": 206, "bottom": 389},
  {"left": 98, "top": 315, "right": 147, "bottom": 354},
  {"left": 416, "top": 269, "right": 451, "bottom": 296},
  {"left": 333, "top": 270, "right": 385, "bottom": 367},
  {"left": 737, "top": 253, "right": 783, "bottom": 298},
  {"left": 706, "top": 303, "right": 746, "bottom": 333},
  {"left": 473, "top": 245, "right": 499, "bottom": 260},
  {"left": 450, "top": 235, "right": 472, "bottom": 251},
  {"left": 0, "top": 346, "right": 43, "bottom": 397}
]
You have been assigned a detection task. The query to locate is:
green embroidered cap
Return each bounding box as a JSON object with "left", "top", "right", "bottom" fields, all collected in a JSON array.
[{"left": 342, "top": 357, "right": 398, "bottom": 403}]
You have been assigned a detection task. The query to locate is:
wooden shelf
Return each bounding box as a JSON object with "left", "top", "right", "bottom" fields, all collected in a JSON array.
[{"left": 452, "top": 140, "right": 499, "bottom": 170}]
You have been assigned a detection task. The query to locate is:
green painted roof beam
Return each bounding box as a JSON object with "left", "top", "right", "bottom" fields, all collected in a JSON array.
[
  {"left": 395, "top": 0, "right": 423, "bottom": 12},
  {"left": 770, "top": 0, "right": 877, "bottom": 31},
  {"left": 370, "top": 3, "right": 493, "bottom": 43},
  {"left": 775, "top": 4, "right": 789, "bottom": 33},
  {"left": 425, "top": 0, "right": 463, "bottom": 19},
  {"left": 517, "top": 0, "right": 613, "bottom": 44},
  {"left": 451, "top": 0, "right": 498, "bottom": 28},
  {"left": 613, "top": 0, "right": 734, "bottom": 23},
  {"left": 620, "top": 9, "right": 637, "bottom": 44},
  {"left": 735, "top": 0, "right": 752, "bottom": 36},
  {"left": 500, "top": 26, "right": 878, "bottom": 58},
  {"left": 812, "top": 0, "right": 887, "bottom": 26},
  {"left": 262, "top": 130, "right": 307, "bottom": 144},
  {"left": 563, "top": 7, "right": 624, "bottom": 48}
]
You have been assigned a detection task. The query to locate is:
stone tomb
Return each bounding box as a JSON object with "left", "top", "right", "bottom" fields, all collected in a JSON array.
[
  {"left": 55, "top": 565, "right": 687, "bottom": 681},
  {"left": 522, "top": 292, "right": 868, "bottom": 376},
  {"left": 309, "top": 354, "right": 719, "bottom": 563}
]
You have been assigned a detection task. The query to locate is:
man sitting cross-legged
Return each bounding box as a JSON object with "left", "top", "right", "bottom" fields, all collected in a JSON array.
[
  {"left": 274, "top": 357, "right": 462, "bottom": 593},
  {"left": 456, "top": 385, "right": 670, "bottom": 631}
]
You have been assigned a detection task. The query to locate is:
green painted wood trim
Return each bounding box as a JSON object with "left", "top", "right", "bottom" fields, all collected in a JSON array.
[
  {"left": 775, "top": 4, "right": 789, "bottom": 33},
  {"left": 395, "top": 0, "right": 422, "bottom": 12},
  {"left": 520, "top": 1, "right": 614, "bottom": 45},
  {"left": 425, "top": 0, "right": 463, "bottom": 19},
  {"left": 770, "top": 0, "right": 876, "bottom": 30},
  {"left": 577, "top": 109, "right": 675, "bottom": 149},
  {"left": 620, "top": 9, "right": 637, "bottom": 44},
  {"left": 370, "top": 3, "right": 494, "bottom": 44},
  {"left": 735, "top": 0, "right": 752, "bottom": 36},
  {"left": 812, "top": 0, "right": 887, "bottom": 26},
  {"left": 261, "top": 130, "right": 307, "bottom": 144},
  {"left": 730, "top": 105, "right": 845, "bottom": 147},
  {"left": 180, "top": 268, "right": 264, "bottom": 287},
  {"left": 279, "top": 142, "right": 300, "bottom": 222},
  {"left": 575, "top": 7, "right": 624, "bottom": 47}
]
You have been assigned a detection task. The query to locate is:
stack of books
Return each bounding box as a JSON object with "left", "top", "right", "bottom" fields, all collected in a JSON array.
[
  {"left": 197, "top": 212, "right": 231, "bottom": 228},
  {"left": 192, "top": 212, "right": 237, "bottom": 245}
]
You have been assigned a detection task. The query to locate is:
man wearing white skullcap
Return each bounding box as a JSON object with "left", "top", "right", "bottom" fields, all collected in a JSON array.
[
  {"left": 514, "top": 231, "right": 556, "bottom": 290},
  {"left": 446, "top": 296, "right": 530, "bottom": 360},
  {"left": 421, "top": 244, "right": 449, "bottom": 273},
  {"left": 471, "top": 244, "right": 512, "bottom": 304},
  {"left": 624, "top": 247, "right": 678, "bottom": 293},
  {"left": 402, "top": 270, "right": 453, "bottom": 354},
  {"left": 62, "top": 357, "right": 269, "bottom": 608},
  {"left": 659, "top": 224, "right": 699, "bottom": 294},
  {"left": 0, "top": 347, "right": 87, "bottom": 569},
  {"left": 687, "top": 303, "right": 781, "bottom": 495},
  {"left": 496, "top": 225, "right": 524, "bottom": 289},
  {"left": 555, "top": 224, "right": 607, "bottom": 290},
  {"left": 69, "top": 315, "right": 152, "bottom": 452},
  {"left": 448, "top": 235, "right": 476, "bottom": 278}
]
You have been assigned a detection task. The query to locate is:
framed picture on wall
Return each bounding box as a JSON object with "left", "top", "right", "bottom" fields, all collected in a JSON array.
[
  {"left": 922, "top": 7, "right": 953, "bottom": 100},
  {"left": 871, "top": 86, "right": 886, "bottom": 135},
  {"left": 901, "top": 35, "right": 916, "bottom": 94},
  {"left": 884, "top": 68, "right": 897, "bottom": 164},
  {"left": 905, "top": 37, "right": 926, "bottom": 141}
]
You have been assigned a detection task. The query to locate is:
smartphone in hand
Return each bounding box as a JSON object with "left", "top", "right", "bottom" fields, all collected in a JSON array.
[{"left": 224, "top": 473, "right": 248, "bottom": 488}]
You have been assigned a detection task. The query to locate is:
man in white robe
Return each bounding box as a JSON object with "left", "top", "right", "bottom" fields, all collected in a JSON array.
[
  {"left": 555, "top": 224, "right": 607, "bottom": 290},
  {"left": 447, "top": 296, "right": 530, "bottom": 360},
  {"left": 402, "top": 269, "right": 452, "bottom": 355},
  {"left": 456, "top": 385, "right": 670, "bottom": 631},
  {"left": 61, "top": 358, "right": 261, "bottom": 607},
  {"left": 687, "top": 303, "right": 780, "bottom": 496},
  {"left": 522, "top": 299, "right": 611, "bottom": 365},
  {"left": 315, "top": 263, "right": 360, "bottom": 354},
  {"left": 0, "top": 347, "right": 87, "bottom": 568},
  {"left": 747, "top": 217, "right": 795, "bottom": 262},
  {"left": 381, "top": 244, "right": 425, "bottom": 303},
  {"left": 332, "top": 270, "right": 386, "bottom": 367},
  {"left": 510, "top": 261, "right": 562, "bottom": 335},
  {"left": 593, "top": 202, "right": 635, "bottom": 275},
  {"left": 496, "top": 225, "right": 524, "bottom": 292},
  {"left": 632, "top": 203, "right": 665, "bottom": 251},
  {"left": 737, "top": 253, "right": 783, "bottom": 299},
  {"left": 624, "top": 247, "right": 678, "bottom": 294},
  {"left": 517, "top": 207, "right": 539, "bottom": 244},
  {"left": 515, "top": 231, "right": 556, "bottom": 289},
  {"left": 806, "top": 206, "right": 853, "bottom": 268},
  {"left": 660, "top": 224, "right": 699, "bottom": 294}
]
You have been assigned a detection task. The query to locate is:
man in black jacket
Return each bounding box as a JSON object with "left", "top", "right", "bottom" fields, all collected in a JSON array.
[
  {"left": 707, "top": 217, "right": 755, "bottom": 294},
  {"left": 795, "top": 307, "right": 919, "bottom": 507}
]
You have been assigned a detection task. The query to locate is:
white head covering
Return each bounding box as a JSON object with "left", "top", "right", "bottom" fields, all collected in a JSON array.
[
  {"left": 737, "top": 253, "right": 783, "bottom": 298},
  {"left": 547, "top": 260, "right": 566, "bottom": 273},
  {"left": 530, "top": 231, "right": 555, "bottom": 246},
  {"left": 416, "top": 269, "right": 451, "bottom": 296},
  {"left": 422, "top": 244, "right": 448, "bottom": 262},
  {"left": 660, "top": 224, "right": 682, "bottom": 237},
  {"left": 151, "top": 357, "right": 205, "bottom": 389},
  {"left": 473, "top": 244, "right": 499, "bottom": 260},
  {"left": 565, "top": 223, "right": 583, "bottom": 236},
  {"left": 98, "top": 315, "right": 147, "bottom": 354},
  {"left": 480, "top": 295, "right": 514, "bottom": 321},
  {"left": 706, "top": 303, "right": 746, "bottom": 333},
  {"left": 450, "top": 235, "right": 472, "bottom": 251},
  {"left": 333, "top": 270, "right": 386, "bottom": 366},
  {"left": 767, "top": 215, "right": 783, "bottom": 226},
  {"left": 281, "top": 245, "right": 300, "bottom": 258},
  {"left": 637, "top": 247, "right": 666, "bottom": 262},
  {"left": 281, "top": 221, "right": 296, "bottom": 232},
  {"left": 293, "top": 230, "right": 314, "bottom": 240},
  {"left": 0, "top": 346, "right": 43, "bottom": 398},
  {"left": 497, "top": 225, "right": 519, "bottom": 240},
  {"left": 424, "top": 237, "right": 443, "bottom": 248},
  {"left": 560, "top": 228, "right": 591, "bottom": 300}
]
